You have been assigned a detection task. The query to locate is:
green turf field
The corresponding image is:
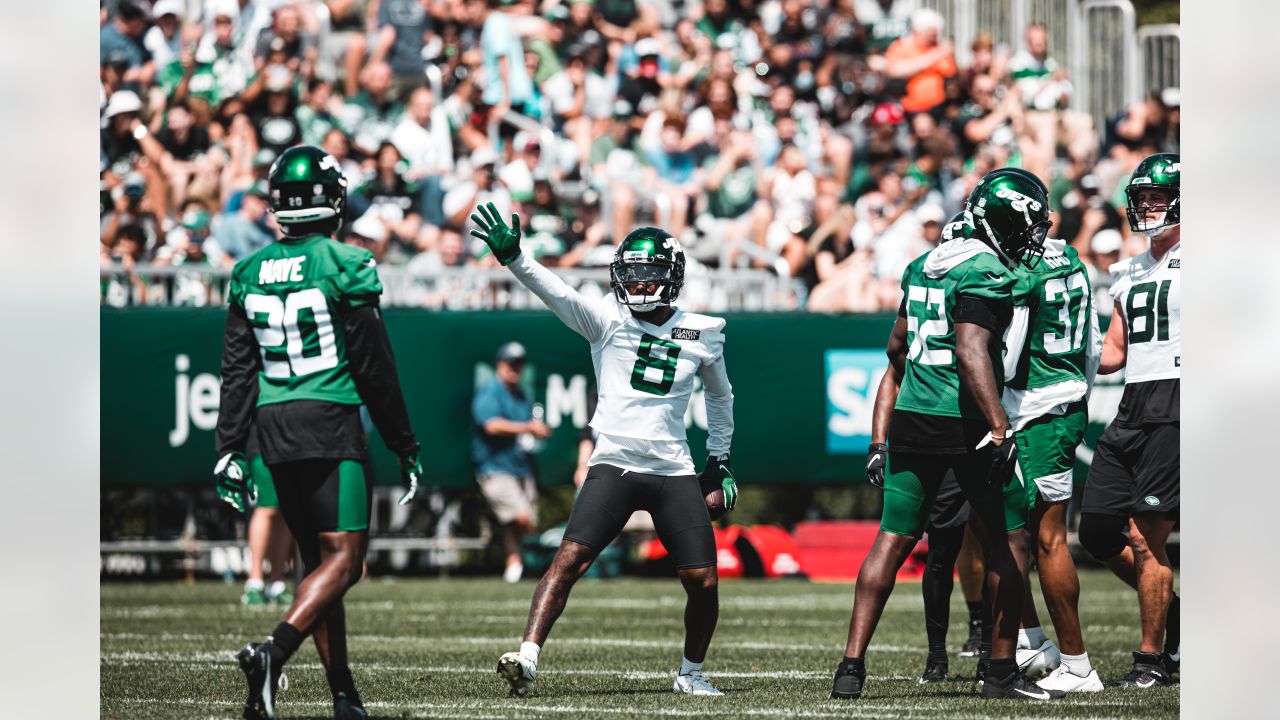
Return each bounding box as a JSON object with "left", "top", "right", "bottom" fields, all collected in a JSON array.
[{"left": 101, "top": 569, "right": 1178, "bottom": 719}]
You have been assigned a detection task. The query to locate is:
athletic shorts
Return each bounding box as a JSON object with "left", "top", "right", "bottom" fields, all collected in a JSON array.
[
  {"left": 564, "top": 463, "right": 716, "bottom": 569},
  {"left": 1014, "top": 402, "right": 1087, "bottom": 505},
  {"left": 269, "top": 459, "right": 372, "bottom": 533},
  {"left": 926, "top": 469, "right": 971, "bottom": 531},
  {"left": 882, "top": 447, "right": 1029, "bottom": 539},
  {"left": 1082, "top": 422, "right": 1180, "bottom": 517},
  {"left": 249, "top": 454, "right": 278, "bottom": 509},
  {"left": 477, "top": 472, "right": 539, "bottom": 526}
]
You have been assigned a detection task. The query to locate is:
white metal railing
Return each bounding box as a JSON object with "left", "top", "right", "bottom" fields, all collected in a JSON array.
[
  {"left": 1137, "top": 23, "right": 1179, "bottom": 97},
  {"left": 1073, "top": 0, "right": 1139, "bottom": 133},
  {"left": 99, "top": 264, "right": 794, "bottom": 311}
]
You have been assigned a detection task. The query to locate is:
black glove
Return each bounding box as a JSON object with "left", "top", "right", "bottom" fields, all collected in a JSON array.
[
  {"left": 988, "top": 437, "right": 1019, "bottom": 487},
  {"left": 866, "top": 443, "right": 887, "bottom": 488}
]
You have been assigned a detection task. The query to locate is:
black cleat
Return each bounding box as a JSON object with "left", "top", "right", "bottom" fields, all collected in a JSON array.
[
  {"left": 334, "top": 691, "right": 368, "bottom": 720},
  {"left": 975, "top": 656, "right": 989, "bottom": 685},
  {"left": 1114, "top": 651, "right": 1174, "bottom": 688},
  {"left": 830, "top": 663, "right": 866, "bottom": 699},
  {"left": 1161, "top": 650, "right": 1180, "bottom": 676},
  {"left": 958, "top": 634, "right": 982, "bottom": 658},
  {"left": 237, "top": 642, "right": 284, "bottom": 720},
  {"left": 981, "top": 671, "right": 1065, "bottom": 700},
  {"left": 1163, "top": 595, "right": 1180, "bottom": 675},
  {"left": 919, "top": 658, "right": 948, "bottom": 684}
]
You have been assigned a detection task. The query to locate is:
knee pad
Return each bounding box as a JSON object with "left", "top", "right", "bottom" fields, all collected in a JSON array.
[{"left": 1078, "top": 513, "right": 1127, "bottom": 561}]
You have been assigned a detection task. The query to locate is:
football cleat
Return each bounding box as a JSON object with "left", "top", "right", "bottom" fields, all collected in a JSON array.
[
  {"left": 1162, "top": 648, "right": 1180, "bottom": 676},
  {"left": 830, "top": 663, "right": 866, "bottom": 699},
  {"left": 918, "top": 658, "right": 948, "bottom": 684},
  {"left": 333, "top": 691, "right": 367, "bottom": 719},
  {"left": 497, "top": 651, "right": 537, "bottom": 697},
  {"left": 673, "top": 670, "right": 723, "bottom": 696},
  {"left": 1113, "top": 651, "right": 1174, "bottom": 688},
  {"left": 958, "top": 633, "right": 982, "bottom": 658},
  {"left": 237, "top": 641, "right": 285, "bottom": 720},
  {"left": 975, "top": 656, "right": 989, "bottom": 686},
  {"left": 981, "top": 670, "right": 1065, "bottom": 700},
  {"left": 1037, "top": 664, "right": 1104, "bottom": 693},
  {"left": 1017, "top": 638, "right": 1061, "bottom": 680},
  {"left": 242, "top": 588, "right": 268, "bottom": 606}
]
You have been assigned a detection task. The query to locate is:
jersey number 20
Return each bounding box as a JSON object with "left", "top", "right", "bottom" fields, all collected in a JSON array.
[{"left": 245, "top": 289, "right": 339, "bottom": 378}]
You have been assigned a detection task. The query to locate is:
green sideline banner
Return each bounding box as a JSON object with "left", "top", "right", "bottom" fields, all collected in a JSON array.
[{"left": 101, "top": 308, "right": 1121, "bottom": 489}]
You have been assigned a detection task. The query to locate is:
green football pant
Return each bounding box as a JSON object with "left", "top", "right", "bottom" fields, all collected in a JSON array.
[{"left": 881, "top": 449, "right": 1030, "bottom": 538}]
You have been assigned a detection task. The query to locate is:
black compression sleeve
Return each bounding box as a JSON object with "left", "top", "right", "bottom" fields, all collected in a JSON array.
[
  {"left": 215, "top": 303, "right": 261, "bottom": 457},
  {"left": 953, "top": 294, "right": 1008, "bottom": 332},
  {"left": 344, "top": 304, "right": 420, "bottom": 458}
]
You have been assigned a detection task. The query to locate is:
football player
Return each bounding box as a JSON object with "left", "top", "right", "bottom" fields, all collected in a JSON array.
[
  {"left": 994, "top": 168, "right": 1105, "bottom": 692},
  {"left": 832, "top": 171, "right": 1063, "bottom": 701},
  {"left": 469, "top": 204, "right": 737, "bottom": 698},
  {"left": 214, "top": 145, "right": 425, "bottom": 720},
  {"left": 1078, "top": 153, "right": 1181, "bottom": 687}
]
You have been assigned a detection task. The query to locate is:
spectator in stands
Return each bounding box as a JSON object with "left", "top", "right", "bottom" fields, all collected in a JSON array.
[
  {"left": 210, "top": 181, "right": 274, "bottom": 264},
  {"left": 645, "top": 116, "right": 700, "bottom": 241},
  {"left": 759, "top": 143, "right": 816, "bottom": 275},
  {"left": 246, "top": 64, "right": 304, "bottom": 155},
  {"left": 698, "top": 126, "right": 766, "bottom": 265},
  {"left": 143, "top": 0, "right": 186, "bottom": 70},
  {"left": 155, "top": 100, "right": 212, "bottom": 210},
  {"left": 855, "top": 0, "right": 914, "bottom": 54},
  {"left": 1011, "top": 22, "right": 1094, "bottom": 177},
  {"left": 543, "top": 43, "right": 614, "bottom": 168},
  {"left": 321, "top": 126, "right": 365, "bottom": 189},
  {"left": 343, "top": 61, "right": 405, "bottom": 157},
  {"left": 254, "top": 3, "right": 317, "bottom": 79},
  {"left": 472, "top": 341, "right": 550, "bottom": 584},
  {"left": 590, "top": 100, "right": 650, "bottom": 240},
  {"left": 349, "top": 142, "right": 427, "bottom": 261},
  {"left": 953, "top": 72, "right": 1025, "bottom": 162},
  {"left": 101, "top": 1, "right": 155, "bottom": 91},
  {"left": 168, "top": 4, "right": 250, "bottom": 108},
  {"left": 371, "top": 0, "right": 431, "bottom": 101},
  {"left": 481, "top": 0, "right": 538, "bottom": 122},
  {"left": 883, "top": 9, "right": 955, "bottom": 115},
  {"left": 296, "top": 78, "right": 347, "bottom": 146},
  {"left": 392, "top": 87, "right": 454, "bottom": 181},
  {"left": 444, "top": 147, "right": 514, "bottom": 257},
  {"left": 101, "top": 171, "right": 163, "bottom": 255}
]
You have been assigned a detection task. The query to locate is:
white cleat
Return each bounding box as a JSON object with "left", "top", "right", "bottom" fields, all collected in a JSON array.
[
  {"left": 1017, "top": 638, "right": 1061, "bottom": 680},
  {"left": 673, "top": 670, "right": 723, "bottom": 696},
  {"left": 502, "top": 562, "right": 524, "bottom": 584},
  {"left": 1037, "top": 664, "right": 1104, "bottom": 693},
  {"left": 497, "top": 651, "right": 537, "bottom": 697}
]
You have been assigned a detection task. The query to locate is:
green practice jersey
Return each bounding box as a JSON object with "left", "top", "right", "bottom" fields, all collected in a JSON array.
[
  {"left": 896, "top": 248, "right": 1016, "bottom": 420},
  {"left": 228, "top": 234, "right": 383, "bottom": 407},
  {"left": 1007, "top": 244, "right": 1093, "bottom": 391}
]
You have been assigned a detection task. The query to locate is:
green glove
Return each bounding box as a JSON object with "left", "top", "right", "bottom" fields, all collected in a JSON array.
[
  {"left": 469, "top": 202, "right": 522, "bottom": 266},
  {"left": 214, "top": 451, "right": 256, "bottom": 513},
  {"left": 398, "top": 453, "right": 424, "bottom": 506},
  {"left": 699, "top": 454, "right": 738, "bottom": 513}
]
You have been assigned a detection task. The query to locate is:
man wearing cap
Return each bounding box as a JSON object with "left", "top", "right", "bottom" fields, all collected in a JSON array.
[
  {"left": 101, "top": 1, "right": 155, "bottom": 89},
  {"left": 473, "top": 342, "right": 551, "bottom": 583},
  {"left": 211, "top": 182, "right": 276, "bottom": 265},
  {"left": 144, "top": 0, "right": 185, "bottom": 68}
]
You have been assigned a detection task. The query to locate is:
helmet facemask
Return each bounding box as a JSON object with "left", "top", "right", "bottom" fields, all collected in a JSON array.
[
  {"left": 611, "top": 261, "right": 677, "bottom": 311},
  {"left": 1125, "top": 186, "right": 1179, "bottom": 237}
]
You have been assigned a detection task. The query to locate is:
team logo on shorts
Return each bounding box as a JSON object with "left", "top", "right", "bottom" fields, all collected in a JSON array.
[{"left": 1144, "top": 495, "right": 1161, "bottom": 506}]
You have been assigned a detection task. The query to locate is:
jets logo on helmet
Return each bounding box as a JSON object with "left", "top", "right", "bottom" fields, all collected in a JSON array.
[
  {"left": 267, "top": 145, "right": 348, "bottom": 238},
  {"left": 610, "top": 227, "right": 686, "bottom": 311},
  {"left": 1125, "top": 152, "right": 1179, "bottom": 236},
  {"left": 966, "top": 168, "right": 1052, "bottom": 269}
]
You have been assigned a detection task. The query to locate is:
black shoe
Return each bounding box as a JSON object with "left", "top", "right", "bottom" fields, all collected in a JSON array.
[
  {"left": 1164, "top": 595, "right": 1180, "bottom": 659},
  {"left": 958, "top": 634, "right": 982, "bottom": 658},
  {"left": 919, "top": 658, "right": 948, "bottom": 684},
  {"left": 981, "top": 671, "right": 1065, "bottom": 700},
  {"left": 334, "top": 691, "right": 368, "bottom": 720},
  {"left": 1114, "top": 651, "right": 1173, "bottom": 688},
  {"left": 975, "top": 657, "right": 989, "bottom": 685},
  {"left": 237, "top": 642, "right": 283, "bottom": 720},
  {"left": 1161, "top": 650, "right": 1180, "bottom": 676},
  {"left": 830, "top": 664, "right": 866, "bottom": 699}
]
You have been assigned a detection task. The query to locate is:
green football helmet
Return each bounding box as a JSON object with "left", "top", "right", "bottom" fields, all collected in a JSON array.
[
  {"left": 966, "top": 169, "right": 1052, "bottom": 269},
  {"left": 267, "top": 145, "right": 348, "bottom": 238},
  {"left": 610, "top": 227, "right": 686, "bottom": 310},
  {"left": 1125, "top": 152, "right": 1179, "bottom": 235}
]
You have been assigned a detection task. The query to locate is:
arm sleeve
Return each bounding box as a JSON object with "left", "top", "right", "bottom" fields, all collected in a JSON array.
[
  {"left": 344, "top": 304, "right": 420, "bottom": 458},
  {"left": 508, "top": 251, "right": 612, "bottom": 344},
  {"left": 699, "top": 347, "right": 734, "bottom": 458},
  {"left": 955, "top": 258, "right": 1015, "bottom": 331},
  {"left": 215, "top": 302, "right": 261, "bottom": 457}
]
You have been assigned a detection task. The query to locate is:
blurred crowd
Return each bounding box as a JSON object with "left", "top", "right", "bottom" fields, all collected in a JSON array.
[{"left": 100, "top": 0, "right": 1179, "bottom": 311}]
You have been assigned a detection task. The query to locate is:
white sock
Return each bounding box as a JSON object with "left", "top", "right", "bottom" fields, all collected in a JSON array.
[
  {"left": 520, "top": 641, "right": 541, "bottom": 667},
  {"left": 679, "top": 657, "right": 703, "bottom": 676},
  {"left": 1060, "top": 652, "right": 1091, "bottom": 676},
  {"left": 267, "top": 580, "right": 287, "bottom": 598},
  {"left": 1019, "top": 626, "right": 1048, "bottom": 648},
  {"left": 244, "top": 579, "right": 264, "bottom": 592}
]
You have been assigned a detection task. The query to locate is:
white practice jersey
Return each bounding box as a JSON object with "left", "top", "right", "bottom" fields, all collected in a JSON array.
[
  {"left": 510, "top": 253, "right": 734, "bottom": 475},
  {"left": 1109, "top": 241, "right": 1181, "bottom": 384}
]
